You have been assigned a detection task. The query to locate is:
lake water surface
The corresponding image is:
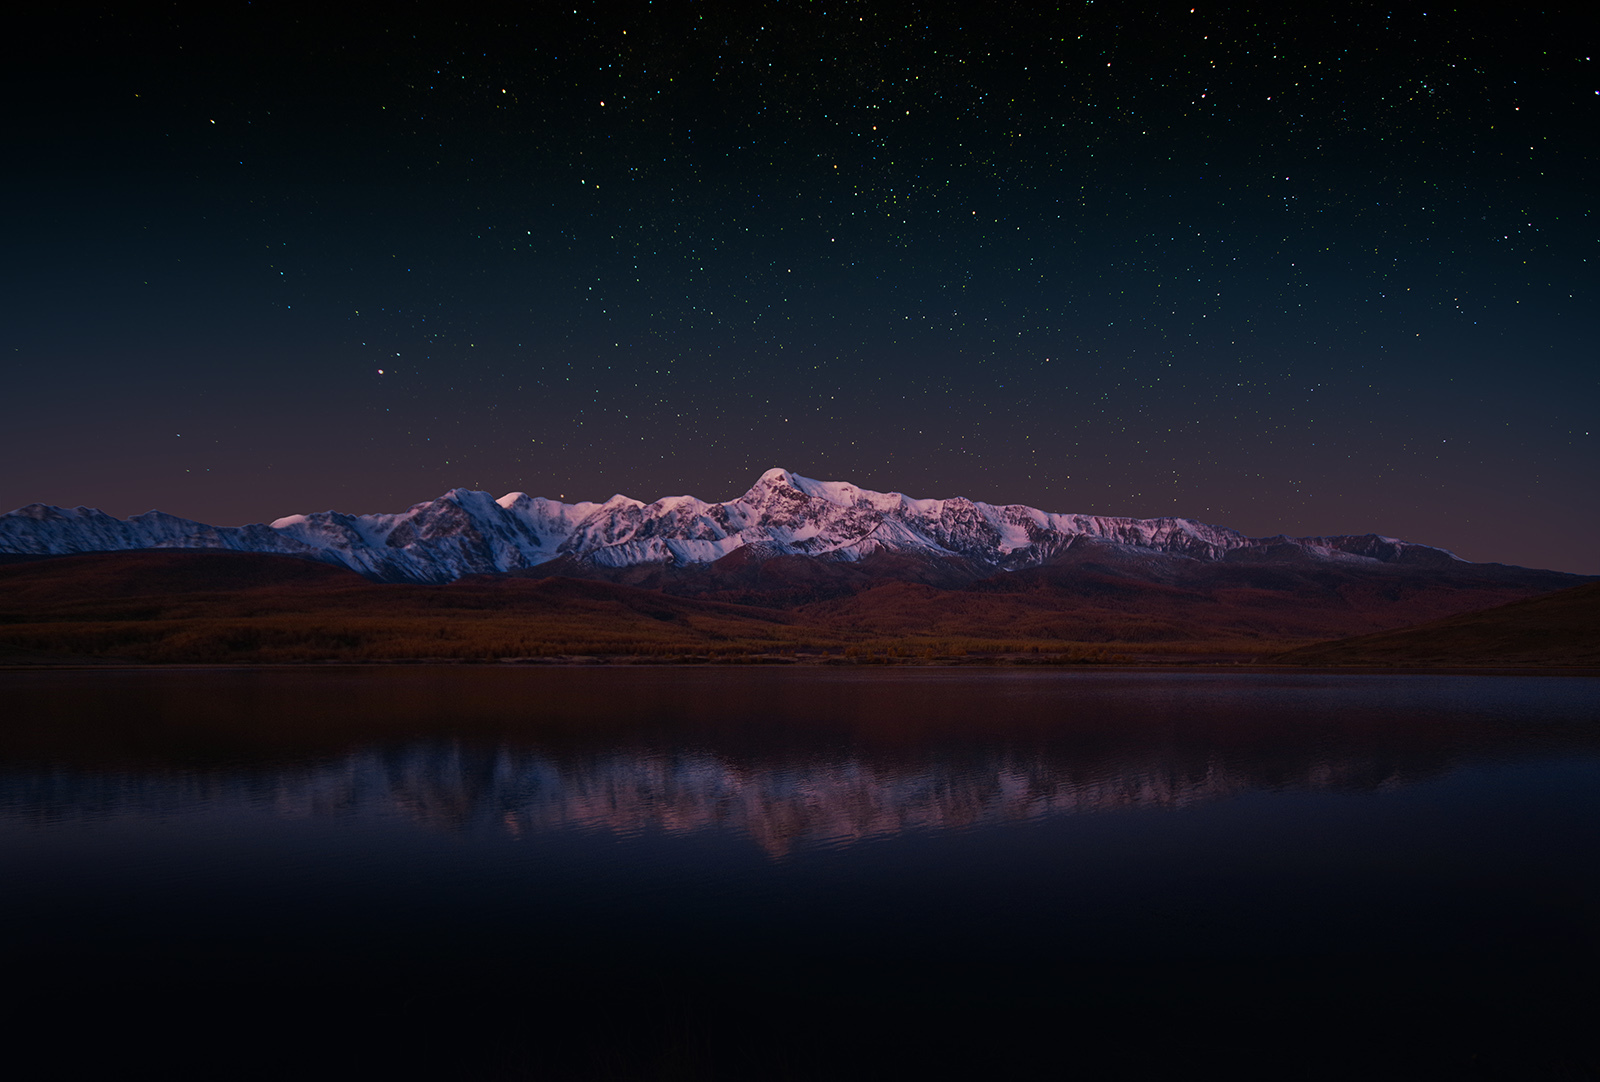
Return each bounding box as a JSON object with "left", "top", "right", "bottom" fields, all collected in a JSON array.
[{"left": 3, "top": 667, "right": 1597, "bottom": 1079}]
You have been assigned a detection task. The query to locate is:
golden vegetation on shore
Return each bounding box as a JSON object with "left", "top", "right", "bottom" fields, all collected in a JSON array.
[{"left": 0, "top": 617, "right": 1178, "bottom": 665}]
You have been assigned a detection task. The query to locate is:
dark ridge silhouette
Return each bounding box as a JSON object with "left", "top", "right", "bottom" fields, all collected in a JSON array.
[
  {"left": 0, "top": 548, "right": 361, "bottom": 600},
  {"left": 1271, "top": 581, "right": 1600, "bottom": 668}
]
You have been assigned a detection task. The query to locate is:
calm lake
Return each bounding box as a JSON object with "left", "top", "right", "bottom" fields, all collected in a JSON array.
[{"left": 3, "top": 667, "right": 1597, "bottom": 1079}]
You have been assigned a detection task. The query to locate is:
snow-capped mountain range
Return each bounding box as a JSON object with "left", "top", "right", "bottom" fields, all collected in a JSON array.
[{"left": 0, "top": 467, "right": 1463, "bottom": 584}]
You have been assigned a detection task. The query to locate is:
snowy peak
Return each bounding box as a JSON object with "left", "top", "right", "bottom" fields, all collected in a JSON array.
[{"left": 0, "top": 468, "right": 1468, "bottom": 584}]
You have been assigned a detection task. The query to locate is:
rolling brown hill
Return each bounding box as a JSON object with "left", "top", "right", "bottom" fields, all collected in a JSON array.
[
  {"left": 1269, "top": 581, "right": 1600, "bottom": 668},
  {"left": 0, "top": 551, "right": 808, "bottom": 664},
  {"left": 0, "top": 547, "right": 1590, "bottom": 665},
  {"left": 783, "top": 544, "right": 1581, "bottom": 647},
  {"left": 578, "top": 538, "right": 1588, "bottom": 654}
]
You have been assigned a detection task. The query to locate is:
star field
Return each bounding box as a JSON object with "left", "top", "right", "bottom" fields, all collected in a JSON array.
[{"left": 3, "top": 1, "right": 1595, "bottom": 571}]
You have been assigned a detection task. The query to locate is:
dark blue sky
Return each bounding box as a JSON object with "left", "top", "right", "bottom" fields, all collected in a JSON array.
[{"left": 5, "top": 1, "right": 1595, "bottom": 572}]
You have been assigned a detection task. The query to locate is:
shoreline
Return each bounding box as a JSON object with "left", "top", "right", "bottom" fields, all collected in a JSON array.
[{"left": 4, "top": 656, "right": 1597, "bottom": 677}]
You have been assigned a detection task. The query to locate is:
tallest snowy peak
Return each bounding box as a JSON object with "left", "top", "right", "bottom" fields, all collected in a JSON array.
[
  {"left": 741, "top": 467, "right": 805, "bottom": 501},
  {"left": 746, "top": 468, "right": 863, "bottom": 507}
]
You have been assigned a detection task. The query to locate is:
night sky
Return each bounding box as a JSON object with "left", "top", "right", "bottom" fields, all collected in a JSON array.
[{"left": 5, "top": 2, "right": 1596, "bottom": 573}]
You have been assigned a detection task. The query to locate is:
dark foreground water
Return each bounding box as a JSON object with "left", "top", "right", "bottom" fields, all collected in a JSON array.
[{"left": 2, "top": 667, "right": 1597, "bottom": 1080}]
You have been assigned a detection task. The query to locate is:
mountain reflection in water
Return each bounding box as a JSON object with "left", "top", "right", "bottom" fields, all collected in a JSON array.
[
  {"left": 1, "top": 742, "right": 1454, "bottom": 856},
  {"left": 3, "top": 667, "right": 1595, "bottom": 858},
  {"left": 3, "top": 667, "right": 1598, "bottom": 1080}
]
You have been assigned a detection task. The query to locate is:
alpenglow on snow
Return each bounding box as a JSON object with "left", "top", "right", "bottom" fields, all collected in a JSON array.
[{"left": 0, "top": 468, "right": 1458, "bottom": 584}]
